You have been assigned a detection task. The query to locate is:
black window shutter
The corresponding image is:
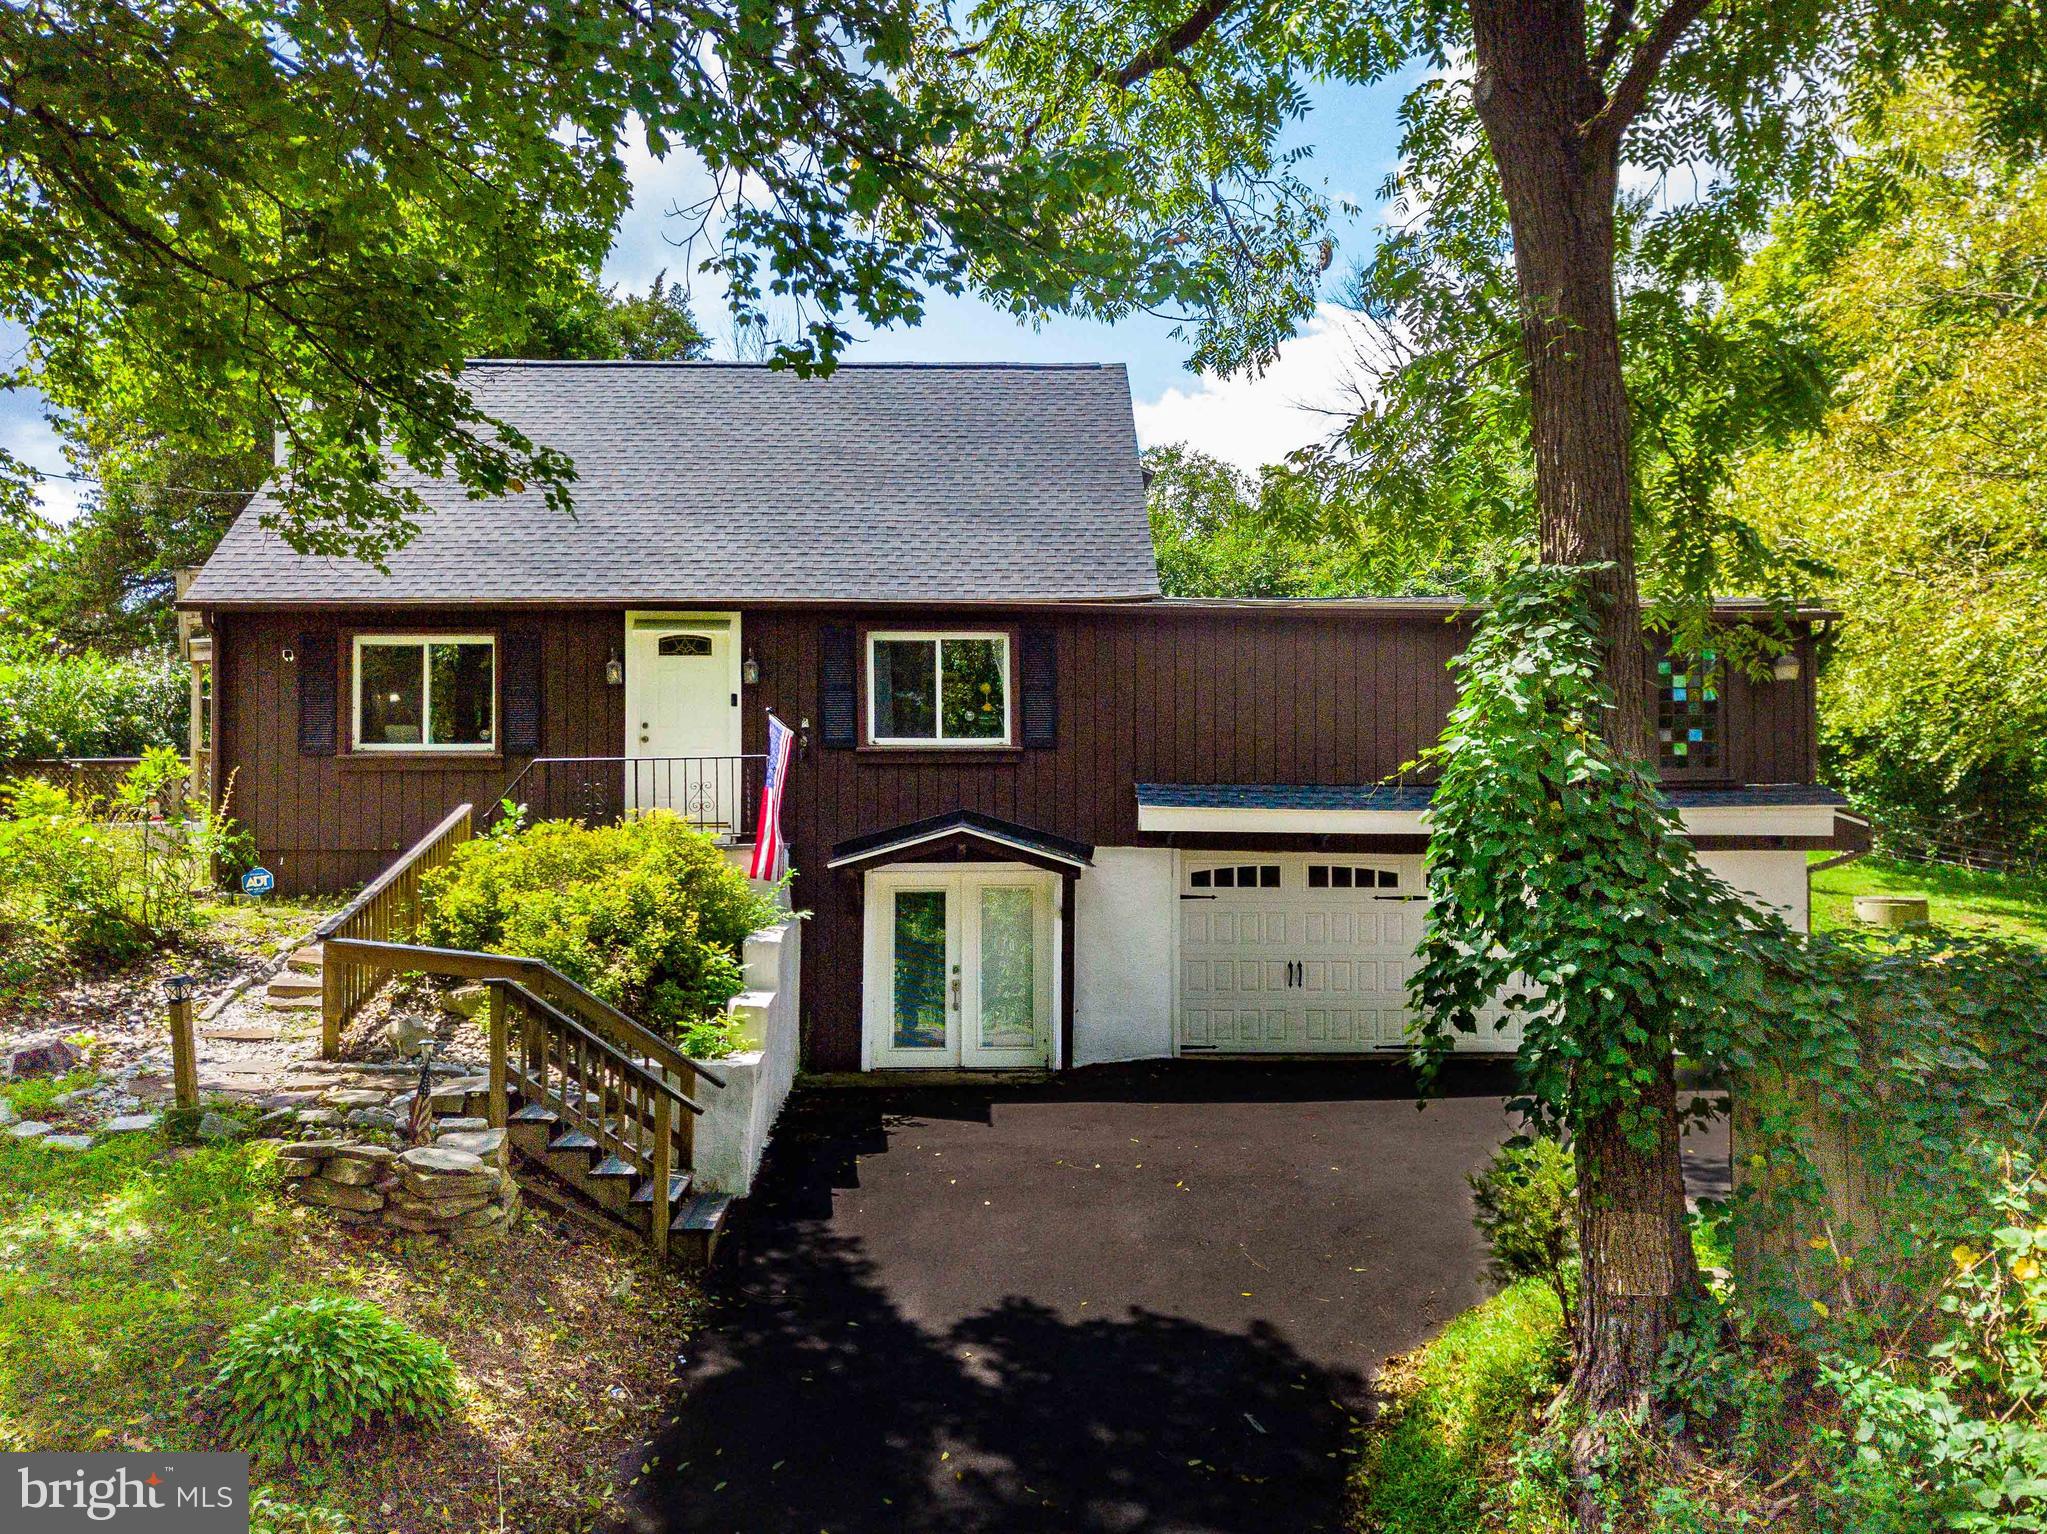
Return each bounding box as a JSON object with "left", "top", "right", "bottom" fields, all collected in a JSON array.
[
  {"left": 501, "top": 628, "right": 543, "bottom": 755},
  {"left": 819, "top": 624, "right": 857, "bottom": 748},
  {"left": 1020, "top": 626, "right": 1057, "bottom": 748},
  {"left": 296, "top": 631, "right": 337, "bottom": 756}
]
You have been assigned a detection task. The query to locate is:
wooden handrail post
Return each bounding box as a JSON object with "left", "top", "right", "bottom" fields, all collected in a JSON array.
[
  {"left": 487, "top": 984, "right": 509, "bottom": 1129},
  {"left": 651, "top": 1095, "right": 674, "bottom": 1264},
  {"left": 166, "top": 981, "right": 198, "bottom": 1110},
  {"left": 321, "top": 949, "right": 343, "bottom": 1060}
]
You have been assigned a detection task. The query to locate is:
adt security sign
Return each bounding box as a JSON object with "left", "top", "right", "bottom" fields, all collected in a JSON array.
[{"left": 240, "top": 867, "right": 275, "bottom": 898}]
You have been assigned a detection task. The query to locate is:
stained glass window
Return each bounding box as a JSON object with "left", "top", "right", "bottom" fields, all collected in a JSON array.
[{"left": 1656, "top": 647, "right": 1721, "bottom": 775}]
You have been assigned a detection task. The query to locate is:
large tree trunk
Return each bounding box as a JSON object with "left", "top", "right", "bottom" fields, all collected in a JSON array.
[{"left": 1467, "top": 0, "right": 1705, "bottom": 1494}]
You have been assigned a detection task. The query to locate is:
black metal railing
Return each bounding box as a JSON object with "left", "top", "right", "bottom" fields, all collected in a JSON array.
[{"left": 493, "top": 755, "right": 766, "bottom": 838}]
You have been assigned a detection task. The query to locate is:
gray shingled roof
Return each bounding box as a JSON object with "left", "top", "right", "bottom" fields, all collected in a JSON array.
[{"left": 185, "top": 362, "right": 1159, "bottom": 605}]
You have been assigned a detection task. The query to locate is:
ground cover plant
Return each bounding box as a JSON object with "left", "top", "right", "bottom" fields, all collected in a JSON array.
[
  {"left": 0, "top": 1106, "right": 702, "bottom": 1531},
  {"left": 415, "top": 807, "right": 783, "bottom": 1055}
]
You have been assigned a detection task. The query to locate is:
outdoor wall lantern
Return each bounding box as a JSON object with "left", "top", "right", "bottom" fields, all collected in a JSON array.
[
  {"left": 741, "top": 651, "right": 761, "bottom": 687},
  {"left": 1771, "top": 653, "right": 1802, "bottom": 682},
  {"left": 605, "top": 650, "right": 624, "bottom": 687}
]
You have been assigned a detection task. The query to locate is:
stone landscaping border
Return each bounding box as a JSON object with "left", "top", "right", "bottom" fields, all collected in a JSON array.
[{"left": 279, "top": 1128, "right": 520, "bottom": 1245}]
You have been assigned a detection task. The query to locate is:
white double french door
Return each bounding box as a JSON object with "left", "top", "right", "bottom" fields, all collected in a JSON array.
[{"left": 865, "top": 867, "right": 1057, "bottom": 1069}]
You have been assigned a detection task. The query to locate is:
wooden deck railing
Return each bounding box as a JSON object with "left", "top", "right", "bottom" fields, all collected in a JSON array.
[
  {"left": 313, "top": 803, "right": 475, "bottom": 1057},
  {"left": 320, "top": 935, "right": 727, "bottom": 1261}
]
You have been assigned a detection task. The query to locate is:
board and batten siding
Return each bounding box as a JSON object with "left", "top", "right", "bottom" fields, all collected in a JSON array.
[
  {"left": 212, "top": 607, "right": 622, "bottom": 892},
  {"left": 736, "top": 604, "right": 1817, "bottom": 1070},
  {"left": 207, "top": 601, "right": 1820, "bottom": 1070}
]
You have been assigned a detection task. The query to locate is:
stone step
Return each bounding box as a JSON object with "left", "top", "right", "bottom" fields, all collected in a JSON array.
[
  {"left": 286, "top": 945, "right": 325, "bottom": 974},
  {"left": 265, "top": 994, "right": 324, "bottom": 1013},
  {"left": 267, "top": 973, "right": 321, "bottom": 999}
]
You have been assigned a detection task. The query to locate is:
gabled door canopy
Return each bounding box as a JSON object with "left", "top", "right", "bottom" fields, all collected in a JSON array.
[{"left": 827, "top": 811, "right": 1092, "bottom": 874}]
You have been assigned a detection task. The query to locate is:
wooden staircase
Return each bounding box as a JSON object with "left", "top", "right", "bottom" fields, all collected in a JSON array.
[{"left": 322, "top": 934, "right": 736, "bottom": 1268}]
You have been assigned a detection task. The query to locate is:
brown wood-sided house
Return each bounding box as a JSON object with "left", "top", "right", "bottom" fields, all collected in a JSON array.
[{"left": 181, "top": 362, "right": 1856, "bottom": 1075}]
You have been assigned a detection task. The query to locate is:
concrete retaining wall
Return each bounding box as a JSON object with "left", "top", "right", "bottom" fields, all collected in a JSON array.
[{"left": 689, "top": 918, "right": 802, "bottom": 1196}]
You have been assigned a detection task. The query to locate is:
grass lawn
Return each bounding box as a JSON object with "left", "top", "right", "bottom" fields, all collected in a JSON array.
[
  {"left": 1348, "top": 1279, "right": 1567, "bottom": 1533},
  {"left": 1810, "top": 853, "right": 2047, "bottom": 947},
  {"left": 0, "top": 1091, "right": 703, "bottom": 1533}
]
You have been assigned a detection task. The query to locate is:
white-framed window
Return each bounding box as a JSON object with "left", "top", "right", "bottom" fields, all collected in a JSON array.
[
  {"left": 352, "top": 635, "right": 496, "bottom": 752},
  {"left": 1187, "top": 863, "right": 1282, "bottom": 891},
  {"left": 867, "top": 631, "right": 1011, "bottom": 746}
]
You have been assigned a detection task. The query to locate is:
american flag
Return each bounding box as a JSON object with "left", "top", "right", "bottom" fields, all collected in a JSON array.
[{"left": 748, "top": 714, "right": 795, "bottom": 881}]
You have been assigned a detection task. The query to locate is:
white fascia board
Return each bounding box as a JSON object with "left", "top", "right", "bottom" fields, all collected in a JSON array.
[
  {"left": 826, "top": 824, "right": 1088, "bottom": 870},
  {"left": 1677, "top": 803, "right": 1839, "bottom": 838},
  {"left": 1136, "top": 804, "right": 1430, "bottom": 835},
  {"left": 1136, "top": 802, "right": 1840, "bottom": 838}
]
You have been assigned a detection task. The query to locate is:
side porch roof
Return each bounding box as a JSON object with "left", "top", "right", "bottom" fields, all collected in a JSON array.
[{"left": 1135, "top": 783, "right": 1853, "bottom": 839}]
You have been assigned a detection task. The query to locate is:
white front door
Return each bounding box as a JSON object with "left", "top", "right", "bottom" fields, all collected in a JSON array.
[
  {"left": 866, "top": 867, "right": 1057, "bottom": 1069},
  {"left": 1176, "top": 853, "right": 1523, "bottom": 1054},
  {"left": 624, "top": 613, "right": 742, "bottom": 825}
]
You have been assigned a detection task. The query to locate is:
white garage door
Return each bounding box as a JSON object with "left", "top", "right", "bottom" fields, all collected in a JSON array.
[{"left": 1176, "top": 854, "right": 1520, "bottom": 1055}]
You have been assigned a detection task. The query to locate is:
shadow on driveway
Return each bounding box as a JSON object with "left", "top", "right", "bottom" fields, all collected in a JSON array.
[{"left": 615, "top": 1059, "right": 1551, "bottom": 1534}]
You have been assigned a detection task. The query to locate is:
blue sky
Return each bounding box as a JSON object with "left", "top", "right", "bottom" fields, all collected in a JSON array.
[{"left": 3, "top": 69, "right": 1414, "bottom": 521}]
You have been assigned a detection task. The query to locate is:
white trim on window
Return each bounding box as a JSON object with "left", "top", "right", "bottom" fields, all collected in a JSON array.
[
  {"left": 351, "top": 633, "right": 497, "bottom": 753},
  {"left": 866, "top": 630, "right": 1013, "bottom": 748}
]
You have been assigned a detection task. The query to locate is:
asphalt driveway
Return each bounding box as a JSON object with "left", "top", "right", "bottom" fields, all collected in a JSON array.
[{"left": 616, "top": 1059, "right": 1595, "bottom": 1534}]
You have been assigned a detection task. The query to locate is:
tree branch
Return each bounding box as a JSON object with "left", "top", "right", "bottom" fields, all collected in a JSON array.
[
  {"left": 1589, "top": 0, "right": 1638, "bottom": 82},
  {"left": 1584, "top": 0, "right": 1713, "bottom": 149},
  {"left": 1112, "top": 0, "right": 1235, "bottom": 90}
]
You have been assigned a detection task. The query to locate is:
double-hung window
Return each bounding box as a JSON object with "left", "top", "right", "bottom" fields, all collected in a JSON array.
[
  {"left": 867, "top": 632, "right": 1011, "bottom": 746},
  {"left": 353, "top": 636, "right": 496, "bottom": 751}
]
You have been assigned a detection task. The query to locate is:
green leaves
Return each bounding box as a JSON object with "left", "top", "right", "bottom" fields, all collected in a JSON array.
[
  {"left": 1409, "top": 563, "right": 1830, "bottom": 1140},
  {"left": 414, "top": 811, "right": 780, "bottom": 1046},
  {"left": 213, "top": 1294, "right": 459, "bottom": 1461}
]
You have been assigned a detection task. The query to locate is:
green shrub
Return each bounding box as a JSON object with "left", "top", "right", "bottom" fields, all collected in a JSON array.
[
  {"left": 1810, "top": 1147, "right": 2047, "bottom": 1532},
  {"left": 0, "top": 753, "right": 248, "bottom": 1004},
  {"left": 213, "top": 1295, "right": 459, "bottom": 1460},
  {"left": 1470, "top": 1138, "right": 1578, "bottom": 1334},
  {"left": 0, "top": 648, "right": 184, "bottom": 759},
  {"left": 416, "top": 810, "right": 782, "bottom": 1050}
]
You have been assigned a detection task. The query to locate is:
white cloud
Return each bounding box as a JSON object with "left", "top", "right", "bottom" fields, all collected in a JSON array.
[{"left": 1131, "top": 304, "right": 1372, "bottom": 474}]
